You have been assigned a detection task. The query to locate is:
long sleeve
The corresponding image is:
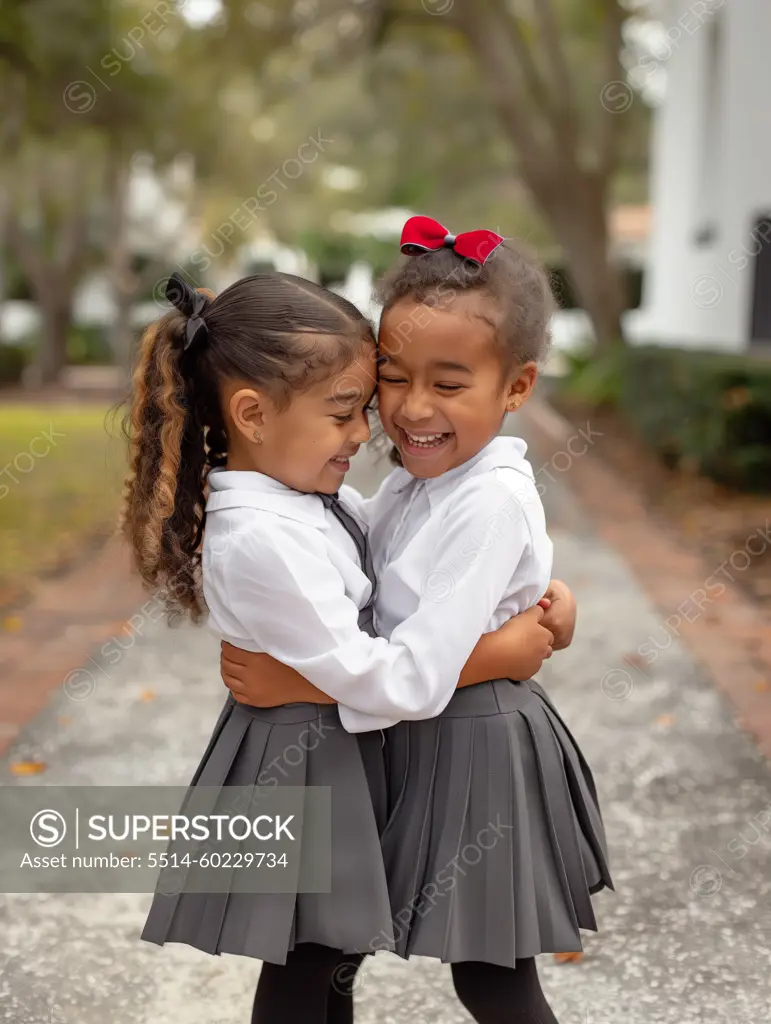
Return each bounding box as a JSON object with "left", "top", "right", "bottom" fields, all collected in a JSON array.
[
  {"left": 335, "top": 472, "right": 538, "bottom": 731},
  {"left": 217, "top": 519, "right": 428, "bottom": 730},
  {"left": 218, "top": 474, "right": 537, "bottom": 733}
]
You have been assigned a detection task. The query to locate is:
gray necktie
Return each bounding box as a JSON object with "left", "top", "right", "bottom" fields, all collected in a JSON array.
[{"left": 318, "top": 492, "right": 377, "bottom": 637}]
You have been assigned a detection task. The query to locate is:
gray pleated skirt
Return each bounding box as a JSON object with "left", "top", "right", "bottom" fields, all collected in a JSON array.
[
  {"left": 141, "top": 694, "right": 395, "bottom": 964},
  {"left": 380, "top": 678, "right": 613, "bottom": 969}
]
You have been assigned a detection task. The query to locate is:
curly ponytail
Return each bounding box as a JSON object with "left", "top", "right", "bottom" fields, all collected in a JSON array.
[
  {"left": 121, "top": 272, "right": 374, "bottom": 625},
  {"left": 121, "top": 296, "right": 216, "bottom": 622}
]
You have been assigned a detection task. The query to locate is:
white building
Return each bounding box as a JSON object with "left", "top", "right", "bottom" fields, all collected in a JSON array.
[{"left": 632, "top": 0, "right": 771, "bottom": 351}]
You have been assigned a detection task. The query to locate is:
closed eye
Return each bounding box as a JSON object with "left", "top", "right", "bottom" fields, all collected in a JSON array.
[
  {"left": 379, "top": 375, "right": 407, "bottom": 385},
  {"left": 334, "top": 403, "right": 372, "bottom": 423},
  {"left": 436, "top": 383, "right": 465, "bottom": 392}
]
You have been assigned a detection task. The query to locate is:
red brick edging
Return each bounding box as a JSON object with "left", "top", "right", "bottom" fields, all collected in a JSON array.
[
  {"left": 0, "top": 535, "right": 144, "bottom": 758},
  {"left": 521, "top": 397, "right": 771, "bottom": 760},
  {"left": 3, "top": 402, "right": 770, "bottom": 761}
]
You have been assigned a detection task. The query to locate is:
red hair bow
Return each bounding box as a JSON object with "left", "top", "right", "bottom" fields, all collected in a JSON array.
[{"left": 400, "top": 215, "right": 504, "bottom": 265}]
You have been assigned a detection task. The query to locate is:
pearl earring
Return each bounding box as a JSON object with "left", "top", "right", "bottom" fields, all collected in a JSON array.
[{"left": 253, "top": 428, "right": 263, "bottom": 444}]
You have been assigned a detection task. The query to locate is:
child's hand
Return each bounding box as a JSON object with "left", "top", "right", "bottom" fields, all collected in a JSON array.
[
  {"left": 538, "top": 579, "right": 577, "bottom": 651},
  {"left": 220, "top": 643, "right": 336, "bottom": 706},
  {"left": 496, "top": 606, "right": 555, "bottom": 680}
]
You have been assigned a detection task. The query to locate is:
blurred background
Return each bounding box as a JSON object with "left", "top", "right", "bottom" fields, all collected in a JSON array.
[
  {"left": 0, "top": 0, "right": 769, "bottom": 631},
  {"left": 1, "top": 4, "right": 771, "bottom": 1021},
  {"left": 1, "top": 0, "right": 770, "bottom": 623}
]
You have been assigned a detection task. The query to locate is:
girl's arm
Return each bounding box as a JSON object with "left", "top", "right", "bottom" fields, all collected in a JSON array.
[
  {"left": 222, "top": 604, "right": 555, "bottom": 707},
  {"left": 220, "top": 475, "right": 560, "bottom": 730}
]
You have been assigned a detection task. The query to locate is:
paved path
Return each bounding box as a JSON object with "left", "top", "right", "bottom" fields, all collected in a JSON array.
[{"left": 1, "top": 421, "right": 770, "bottom": 1023}]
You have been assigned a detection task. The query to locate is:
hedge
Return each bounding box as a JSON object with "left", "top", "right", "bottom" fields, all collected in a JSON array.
[
  {"left": 67, "top": 324, "right": 113, "bottom": 365},
  {"left": 0, "top": 344, "right": 30, "bottom": 385},
  {"left": 621, "top": 345, "right": 771, "bottom": 492},
  {"left": 0, "top": 325, "right": 114, "bottom": 384},
  {"left": 299, "top": 230, "right": 402, "bottom": 287}
]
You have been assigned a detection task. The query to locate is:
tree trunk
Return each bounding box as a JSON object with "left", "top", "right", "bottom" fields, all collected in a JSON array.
[
  {"left": 106, "top": 153, "right": 139, "bottom": 381},
  {"left": 34, "top": 290, "right": 72, "bottom": 385},
  {"left": 563, "top": 232, "right": 626, "bottom": 351},
  {"left": 5, "top": 207, "right": 82, "bottom": 386},
  {"left": 0, "top": 196, "right": 7, "bottom": 310},
  {"left": 110, "top": 290, "right": 136, "bottom": 380},
  {"left": 541, "top": 175, "right": 627, "bottom": 349},
  {"left": 448, "top": 0, "right": 628, "bottom": 350}
]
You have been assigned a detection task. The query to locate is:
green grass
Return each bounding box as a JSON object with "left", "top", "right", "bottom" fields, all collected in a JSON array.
[{"left": 0, "top": 403, "right": 127, "bottom": 606}]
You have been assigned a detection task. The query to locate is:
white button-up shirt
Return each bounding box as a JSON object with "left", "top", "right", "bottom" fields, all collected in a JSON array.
[
  {"left": 203, "top": 468, "right": 475, "bottom": 733},
  {"left": 337, "top": 435, "right": 553, "bottom": 731},
  {"left": 203, "top": 436, "right": 552, "bottom": 733}
]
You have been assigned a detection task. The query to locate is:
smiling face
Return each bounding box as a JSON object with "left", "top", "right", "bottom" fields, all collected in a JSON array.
[
  {"left": 225, "top": 340, "right": 377, "bottom": 493},
  {"left": 377, "top": 294, "right": 537, "bottom": 478}
]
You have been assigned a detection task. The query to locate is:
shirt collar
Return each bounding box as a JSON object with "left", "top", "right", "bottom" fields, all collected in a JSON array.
[
  {"left": 206, "top": 468, "right": 329, "bottom": 529},
  {"left": 394, "top": 435, "right": 533, "bottom": 511}
]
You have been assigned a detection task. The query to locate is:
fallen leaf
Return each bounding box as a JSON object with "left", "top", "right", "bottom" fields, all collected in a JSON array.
[
  {"left": 139, "top": 688, "right": 156, "bottom": 702},
  {"left": 654, "top": 713, "right": 675, "bottom": 728},
  {"left": 722, "top": 386, "right": 751, "bottom": 410},
  {"left": 10, "top": 760, "right": 47, "bottom": 776},
  {"left": 2, "top": 616, "right": 23, "bottom": 632},
  {"left": 622, "top": 652, "right": 648, "bottom": 669},
  {"left": 553, "top": 952, "right": 584, "bottom": 964}
]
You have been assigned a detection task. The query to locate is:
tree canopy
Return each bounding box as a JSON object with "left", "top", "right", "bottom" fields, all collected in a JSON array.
[{"left": 0, "top": 0, "right": 652, "bottom": 379}]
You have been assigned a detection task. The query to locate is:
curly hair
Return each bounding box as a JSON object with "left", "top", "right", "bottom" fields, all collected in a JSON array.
[
  {"left": 121, "top": 273, "right": 374, "bottom": 622},
  {"left": 376, "top": 238, "right": 555, "bottom": 367},
  {"left": 373, "top": 233, "right": 556, "bottom": 467}
]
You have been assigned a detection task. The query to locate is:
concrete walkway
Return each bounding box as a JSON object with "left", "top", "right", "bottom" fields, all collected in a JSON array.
[{"left": 1, "top": 421, "right": 770, "bottom": 1024}]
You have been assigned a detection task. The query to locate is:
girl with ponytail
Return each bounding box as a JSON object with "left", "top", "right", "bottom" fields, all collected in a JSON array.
[
  {"left": 123, "top": 270, "right": 552, "bottom": 1023},
  {"left": 122, "top": 278, "right": 220, "bottom": 623}
]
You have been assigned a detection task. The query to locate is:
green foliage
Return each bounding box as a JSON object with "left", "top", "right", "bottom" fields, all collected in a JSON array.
[
  {"left": 2, "top": 325, "right": 116, "bottom": 372},
  {"left": 299, "top": 230, "right": 396, "bottom": 285},
  {"left": 0, "top": 343, "right": 31, "bottom": 384},
  {"left": 621, "top": 346, "right": 771, "bottom": 493},
  {"left": 0, "top": 325, "right": 113, "bottom": 381},
  {"left": 560, "top": 344, "right": 625, "bottom": 407},
  {"left": 626, "top": 267, "right": 643, "bottom": 310},
  {"left": 0, "top": 0, "right": 181, "bottom": 139},
  {"left": 67, "top": 325, "right": 113, "bottom": 366},
  {"left": 1, "top": 251, "right": 33, "bottom": 301}
]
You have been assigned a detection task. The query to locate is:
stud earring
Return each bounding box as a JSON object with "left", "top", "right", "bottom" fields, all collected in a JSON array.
[{"left": 252, "top": 428, "right": 263, "bottom": 444}]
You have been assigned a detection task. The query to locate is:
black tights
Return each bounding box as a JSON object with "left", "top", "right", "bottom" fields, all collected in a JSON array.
[
  {"left": 251, "top": 944, "right": 364, "bottom": 1024},
  {"left": 451, "top": 958, "right": 559, "bottom": 1023},
  {"left": 253, "top": 946, "right": 557, "bottom": 1024}
]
